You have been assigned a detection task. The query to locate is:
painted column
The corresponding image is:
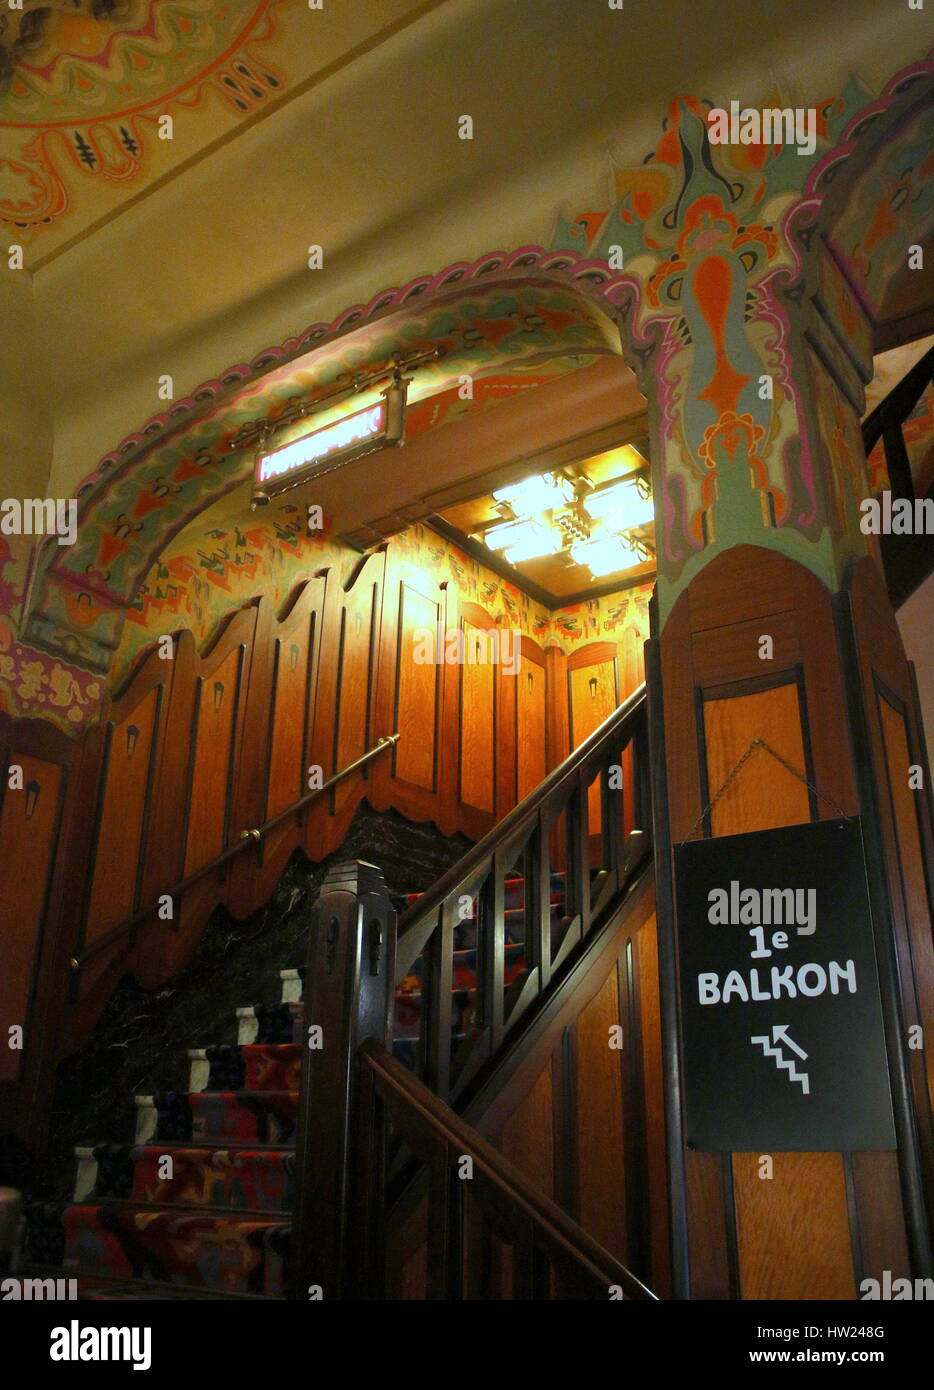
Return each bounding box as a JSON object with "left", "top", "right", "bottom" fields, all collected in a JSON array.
[{"left": 579, "top": 83, "right": 934, "bottom": 1298}]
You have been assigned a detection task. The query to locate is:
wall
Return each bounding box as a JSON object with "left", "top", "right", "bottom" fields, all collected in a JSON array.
[
  {"left": 0, "top": 273, "right": 52, "bottom": 500},
  {"left": 0, "top": 517, "right": 650, "bottom": 1152}
]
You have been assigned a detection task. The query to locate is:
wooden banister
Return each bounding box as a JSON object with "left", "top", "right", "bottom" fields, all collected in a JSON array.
[
  {"left": 292, "top": 685, "right": 654, "bottom": 1299},
  {"left": 356, "top": 1038, "right": 658, "bottom": 1300},
  {"left": 398, "top": 682, "right": 646, "bottom": 952},
  {"left": 862, "top": 343, "right": 934, "bottom": 607},
  {"left": 862, "top": 343, "right": 934, "bottom": 490},
  {"left": 394, "top": 684, "right": 650, "bottom": 1107}
]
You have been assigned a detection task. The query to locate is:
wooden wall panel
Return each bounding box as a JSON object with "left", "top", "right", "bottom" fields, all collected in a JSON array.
[
  {"left": 370, "top": 555, "right": 449, "bottom": 833},
  {"left": 569, "top": 644, "right": 619, "bottom": 841},
  {"left": 460, "top": 647, "right": 495, "bottom": 814},
  {"left": 499, "top": 1059, "right": 555, "bottom": 1201},
  {"left": 0, "top": 714, "right": 94, "bottom": 1146},
  {"left": 732, "top": 1154, "right": 855, "bottom": 1300},
  {"left": 458, "top": 605, "right": 499, "bottom": 836},
  {"left": 0, "top": 754, "right": 64, "bottom": 1083},
  {"left": 457, "top": 876, "right": 663, "bottom": 1294},
  {"left": 83, "top": 687, "right": 161, "bottom": 948},
  {"left": 517, "top": 643, "right": 547, "bottom": 802},
  {"left": 658, "top": 546, "right": 913, "bottom": 1302},
  {"left": 703, "top": 685, "right": 810, "bottom": 835},
  {"left": 267, "top": 615, "right": 317, "bottom": 819},
  {"left": 332, "top": 587, "right": 378, "bottom": 820},
  {"left": 574, "top": 970, "right": 627, "bottom": 1262},
  {"left": 183, "top": 645, "right": 244, "bottom": 876},
  {"left": 395, "top": 582, "right": 441, "bottom": 793}
]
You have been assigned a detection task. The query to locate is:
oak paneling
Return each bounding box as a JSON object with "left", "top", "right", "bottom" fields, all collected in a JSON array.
[
  {"left": 267, "top": 613, "right": 317, "bottom": 819},
  {"left": 575, "top": 970, "right": 627, "bottom": 1262},
  {"left": 731, "top": 1153, "right": 855, "bottom": 1300},
  {"left": 459, "top": 618, "right": 496, "bottom": 820},
  {"left": 0, "top": 754, "right": 64, "bottom": 1083},
  {"left": 518, "top": 647, "right": 547, "bottom": 802},
  {"left": 703, "top": 684, "right": 810, "bottom": 836},
  {"left": 635, "top": 911, "right": 671, "bottom": 1297},
  {"left": 370, "top": 554, "right": 449, "bottom": 832},
  {"left": 84, "top": 686, "right": 161, "bottom": 946},
  {"left": 395, "top": 583, "right": 441, "bottom": 793},
  {"left": 569, "top": 646, "right": 618, "bottom": 838},
  {"left": 332, "top": 585, "right": 378, "bottom": 821},
  {"left": 660, "top": 548, "right": 877, "bottom": 1301},
  {"left": 183, "top": 645, "right": 244, "bottom": 876},
  {"left": 499, "top": 1059, "right": 555, "bottom": 1201}
]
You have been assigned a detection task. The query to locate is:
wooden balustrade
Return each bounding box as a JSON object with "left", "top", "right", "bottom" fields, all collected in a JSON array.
[
  {"left": 292, "top": 685, "right": 654, "bottom": 1299},
  {"left": 862, "top": 342, "right": 934, "bottom": 607},
  {"left": 355, "top": 1039, "right": 657, "bottom": 1301},
  {"left": 395, "top": 683, "right": 650, "bottom": 1108}
]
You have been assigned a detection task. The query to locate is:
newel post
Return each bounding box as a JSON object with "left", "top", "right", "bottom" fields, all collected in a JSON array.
[{"left": 291, "top": 861, "right": 397, "bottom": 1300}]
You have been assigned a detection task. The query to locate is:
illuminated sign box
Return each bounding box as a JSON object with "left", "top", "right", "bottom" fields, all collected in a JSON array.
[{"left": 252, "top": 383, "right": 406, "bottom": 505}]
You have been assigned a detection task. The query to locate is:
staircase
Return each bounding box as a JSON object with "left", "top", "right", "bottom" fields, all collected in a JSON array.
[
  {"left": 25, "top": 876, "right": 570, "bottom": 1298},
  {"left": 25, "top": 683, "right": 653, "bottom": 1300}
]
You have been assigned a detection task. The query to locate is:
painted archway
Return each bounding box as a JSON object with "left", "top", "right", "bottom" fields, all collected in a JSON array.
[{"left": 5, "top": 50, "right": 933, "bottom": 729}]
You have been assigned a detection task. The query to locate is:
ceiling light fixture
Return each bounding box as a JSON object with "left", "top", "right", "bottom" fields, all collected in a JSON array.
[
  {"left": 484, "top": 518, "right": 558, "bottom": 563},
  {"left": 492, "top": 473, "right": 574, "bottom": 514},
  {"left": 582, "top": 476, "right": 654, "bottom": 531},
  {"left": 480, "top": 464, "right": 655, "bottom": 581},
  {"left": 569, "top": 536, "right": 639, "bottom": 577}
]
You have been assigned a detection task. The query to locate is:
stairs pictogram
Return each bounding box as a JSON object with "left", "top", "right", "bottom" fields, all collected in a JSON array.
[{"left": 750, "top": 1025, "right": 810, "bottom": 1094}]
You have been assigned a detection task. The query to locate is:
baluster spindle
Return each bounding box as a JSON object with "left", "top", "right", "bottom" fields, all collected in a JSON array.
[{"left": 422, "top": 897, "right": 455, "bottom": 1100}]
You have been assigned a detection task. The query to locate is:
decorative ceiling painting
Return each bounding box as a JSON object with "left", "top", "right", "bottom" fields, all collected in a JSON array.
[{"left": 0, "top": 0, "right": 294, "bottom": 253}]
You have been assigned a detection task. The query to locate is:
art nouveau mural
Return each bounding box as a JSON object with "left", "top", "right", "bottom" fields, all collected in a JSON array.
[
  {"left": 0, "top": 1, "right": 291, "bottom": 251},
  {"left": 1, "top": 44, "right": 931, "bottom": 730}
]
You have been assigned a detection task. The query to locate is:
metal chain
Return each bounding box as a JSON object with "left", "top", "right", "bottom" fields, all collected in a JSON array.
[{"left": 682, "top": 737, "right": 849, "bottom": 843}]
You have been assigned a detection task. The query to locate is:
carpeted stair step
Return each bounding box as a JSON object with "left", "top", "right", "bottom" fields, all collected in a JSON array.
[
  {"left": 74, "top": 1144, "right": 294, "bottom": 1213},
  {"left": 35, "top": 868, "right": 567, "bottom": 1299},
  {"left": 236, "top": 1001, "right": 303, "bottom": 1045},
  {"left": 186, "top": 1043, "right": 301, "bottom": 1093},
  {"left": 60, "top": 1204, "right": 290, "bottom": 1297},
  {"left": 135, "top": 1091, "right": 299, "bottom": 1147}
]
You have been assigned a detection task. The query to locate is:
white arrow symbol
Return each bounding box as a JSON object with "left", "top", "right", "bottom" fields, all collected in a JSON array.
[
  {"left": 751, "top": 1026, "right": 810, "bottom": 1093},
  {"left": 772, "top": 1024, "right": 808, "bottom": 1060}
]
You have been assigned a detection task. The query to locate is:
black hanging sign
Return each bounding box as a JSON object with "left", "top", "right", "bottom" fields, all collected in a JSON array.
[{"left": 674, "top": 817, "right": 896, "bottom": 1152}]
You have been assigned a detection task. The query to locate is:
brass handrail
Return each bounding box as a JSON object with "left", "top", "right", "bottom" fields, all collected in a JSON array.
[{"left": 70, "top": 733, "right": 399, "bottom": 972}]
